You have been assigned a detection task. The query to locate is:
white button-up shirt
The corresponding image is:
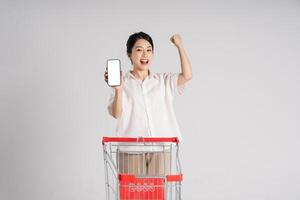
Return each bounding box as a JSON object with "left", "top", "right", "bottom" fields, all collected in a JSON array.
[{"left": 108, "top": 70, "right": 185, "bottom": 142}]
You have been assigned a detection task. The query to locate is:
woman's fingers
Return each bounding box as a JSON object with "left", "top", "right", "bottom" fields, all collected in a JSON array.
[
  {"left": 104, "top": 68, "right": 108, "bottom": 82},
  {"left": 103, "top": 68, "right": 123, "bottom": 86}
]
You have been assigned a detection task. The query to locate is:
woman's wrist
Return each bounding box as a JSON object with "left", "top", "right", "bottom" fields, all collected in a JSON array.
[{"left": 115, "top": 87, "right": 123, "bottom": 94}]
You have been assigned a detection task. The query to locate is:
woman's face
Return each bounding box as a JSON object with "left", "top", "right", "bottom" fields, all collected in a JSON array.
[{"left": 129, "top": 39, "right": 153, "bottom": 71}]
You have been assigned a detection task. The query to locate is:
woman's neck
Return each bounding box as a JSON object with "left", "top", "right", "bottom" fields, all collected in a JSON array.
[{"left": 131, "top": 69, "right": 149, "bottom": 81}]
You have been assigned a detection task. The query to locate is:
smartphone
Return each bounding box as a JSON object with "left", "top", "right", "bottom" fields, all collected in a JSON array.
[{"left": 107, "top": 59, "right": 121, "bottom": 87}]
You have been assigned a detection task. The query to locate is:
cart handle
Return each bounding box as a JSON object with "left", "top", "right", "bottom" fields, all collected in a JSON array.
[
  {"left": 119, "top": 174, "right": 183, "bottom": 182},
  {"left": 102, "top": 137, "right": 179, "bottom": 144}
]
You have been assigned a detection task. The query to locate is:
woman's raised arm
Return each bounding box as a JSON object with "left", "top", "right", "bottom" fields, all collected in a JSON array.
[{"left": 170, "top": 34, "right": 192, "bottom": 86}]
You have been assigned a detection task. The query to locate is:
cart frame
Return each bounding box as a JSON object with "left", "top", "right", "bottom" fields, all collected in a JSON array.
[{"left": 102, "top": 137, "right": 183, "bottom": 200}]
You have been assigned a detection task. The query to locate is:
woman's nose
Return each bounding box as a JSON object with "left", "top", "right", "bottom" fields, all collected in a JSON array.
[{"left": 142, "top": 50, "right": 148, "bottom": 57}]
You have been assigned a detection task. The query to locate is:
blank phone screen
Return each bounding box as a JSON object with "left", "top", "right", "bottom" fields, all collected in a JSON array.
[{"left": 107, "top": 59, "right": 121, "bottom": 86}]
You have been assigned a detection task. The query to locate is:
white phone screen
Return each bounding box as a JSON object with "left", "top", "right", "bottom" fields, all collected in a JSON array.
[{"left": 107, "top": 59, "right": 121, "bottom": 86}]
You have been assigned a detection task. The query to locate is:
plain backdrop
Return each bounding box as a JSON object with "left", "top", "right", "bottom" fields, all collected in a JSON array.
[{"left": 1, "top": 0, "right": 300, "bottom": 199}]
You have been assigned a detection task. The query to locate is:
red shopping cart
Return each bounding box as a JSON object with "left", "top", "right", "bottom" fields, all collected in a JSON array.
[{"left": 102, "top": 137, "right": 183, "bottom": 200}]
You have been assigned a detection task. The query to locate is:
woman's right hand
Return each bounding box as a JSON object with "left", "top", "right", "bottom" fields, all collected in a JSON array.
[{"left": 104, "top": 67, "right": 124, "bottom": 91}]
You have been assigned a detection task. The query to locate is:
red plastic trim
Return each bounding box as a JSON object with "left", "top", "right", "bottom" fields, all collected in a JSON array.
[
  {"left": 102, "top": 137, "right": 180, "bottom": 144},
  {"left": 166, "top": 174, "right": 183, "bottom": 182},
  {"left": 119, "top": 174, "right": 136, "bottom": 182},
  {"left": 118, "top": 174, "right": 183, "bottom": 182}
]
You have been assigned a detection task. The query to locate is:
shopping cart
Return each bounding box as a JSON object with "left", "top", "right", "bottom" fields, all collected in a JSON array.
[{"left": 102, "top": 137, "right": 183, "bottom": 200}]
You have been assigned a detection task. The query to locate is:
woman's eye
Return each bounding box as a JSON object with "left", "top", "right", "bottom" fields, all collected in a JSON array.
[
  {"left": 147, "top": 49, "right": 152, "bottom": 52},
  {"left": 137, "top": 49, "right": 141, "bottom": 51}
]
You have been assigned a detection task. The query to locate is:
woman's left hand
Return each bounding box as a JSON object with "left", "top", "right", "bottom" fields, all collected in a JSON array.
[{"left": 170, "top": 34, "right": 183, "bottom": 48}]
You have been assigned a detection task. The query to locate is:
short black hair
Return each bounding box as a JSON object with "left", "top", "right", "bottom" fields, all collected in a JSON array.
[{"left": 126, "top": 32, "right": 154, "bottom": 58}]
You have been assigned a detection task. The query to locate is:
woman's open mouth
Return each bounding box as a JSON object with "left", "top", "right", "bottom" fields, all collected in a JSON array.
[{"left": 140, "top": 59, "right": 149, "bottom": 65}]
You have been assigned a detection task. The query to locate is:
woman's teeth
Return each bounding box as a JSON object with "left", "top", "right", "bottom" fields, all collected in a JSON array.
[{"left": 140, "top": 59, "right": 148, "bottom": 64}]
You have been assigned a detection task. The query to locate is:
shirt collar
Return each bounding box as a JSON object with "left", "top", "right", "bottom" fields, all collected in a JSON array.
[{"left": 125, "top": 69, "right": 157, "bottom": 80}]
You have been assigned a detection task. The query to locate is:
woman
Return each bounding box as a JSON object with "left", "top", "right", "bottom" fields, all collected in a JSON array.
[{"left": 104, "top": 32, "right": 192, "bottom": 176}]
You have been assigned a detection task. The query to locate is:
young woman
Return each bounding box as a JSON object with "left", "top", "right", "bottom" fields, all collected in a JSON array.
[{"left": 104, "top": 32, "right": 192, "bottom": 176}]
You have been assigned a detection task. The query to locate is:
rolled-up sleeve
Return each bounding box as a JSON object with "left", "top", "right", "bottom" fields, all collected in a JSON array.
[{"left": 164, "top": 73, "right": 185, "bottom": 97}]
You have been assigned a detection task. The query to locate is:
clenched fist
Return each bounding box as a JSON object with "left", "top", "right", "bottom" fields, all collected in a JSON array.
[{"left": 170, "top": 34, "right": 183, "bottom": 48}]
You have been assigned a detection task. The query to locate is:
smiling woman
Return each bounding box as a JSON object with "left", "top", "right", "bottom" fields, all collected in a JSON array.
[
  {"left": 127, "top": 32, "right": 153, "bottom": 71},
  {"left": 103, "top": 31, "right": 192, "bottom": 176}
]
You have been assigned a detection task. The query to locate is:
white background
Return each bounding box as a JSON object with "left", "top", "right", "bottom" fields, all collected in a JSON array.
[{"left": 1, "top": 0, "right": 300, "bottom": 199}]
